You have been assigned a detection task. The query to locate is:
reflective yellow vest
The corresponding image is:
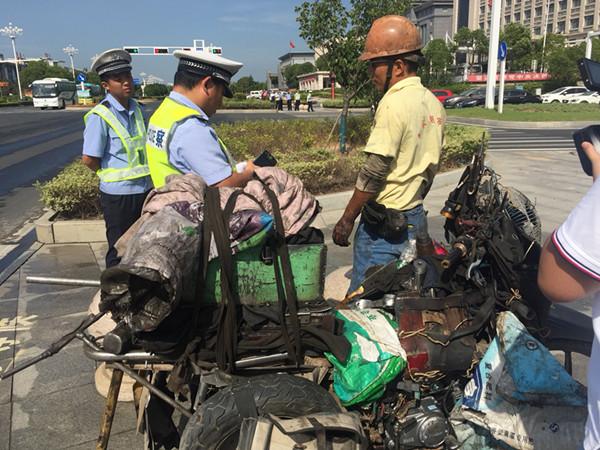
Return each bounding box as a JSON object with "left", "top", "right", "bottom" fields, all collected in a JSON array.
[
  {"left": 84, "top": 102, "right": 150, "bottom": 182},
  {"left": 145, "top": 96, "right": 236, "bottom": 188}
]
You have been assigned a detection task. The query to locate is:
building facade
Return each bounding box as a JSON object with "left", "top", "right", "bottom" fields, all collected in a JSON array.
[
  {"left": 409, "top": 0, "right": 454, "bottom": 45},
  {"left": 454, "top": 0, "right": 600, "bottom": 43},
  {"left": 277, "top": 52, "right": 316, "bottom": 89}
]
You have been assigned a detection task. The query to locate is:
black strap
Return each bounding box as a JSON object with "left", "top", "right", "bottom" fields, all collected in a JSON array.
[
  {"left": 396, "top": 292, "right": 485, "bottom": 311},
  {"left": 205, "top": 186, "right": 241, "bottom": 372},
  {"left": 256, "top": 176, "right": 303, "bottom": 366}
]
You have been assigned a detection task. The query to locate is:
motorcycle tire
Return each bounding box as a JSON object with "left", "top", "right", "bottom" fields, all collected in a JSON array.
[{"left": 179, "top": 373, "right": 342, "bottom": 450}]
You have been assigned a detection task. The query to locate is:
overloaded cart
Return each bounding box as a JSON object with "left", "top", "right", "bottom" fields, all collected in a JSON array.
[{"left": 2, "top": 148, "right": 595, "bottom": 450}]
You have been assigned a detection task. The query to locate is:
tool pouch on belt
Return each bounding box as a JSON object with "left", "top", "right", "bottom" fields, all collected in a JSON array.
[
  {"left": 394, "top": 290, "right": 494, "bottom": 378},
  {"left": 362, "top": 200, "right": 408, "bottom": 240},
  {"left": 237, "top": 412, "right": 367, "bottom": 450}
]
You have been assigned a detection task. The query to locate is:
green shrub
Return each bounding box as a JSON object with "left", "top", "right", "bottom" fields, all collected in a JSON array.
[
  {"left": 443, "top": 124, "right": 488, "bottom": 168},
  {"left": 321, "top": 98, "right": 372, "bottom": 108},
  {"left": 35, "top": 161, "right": 101, "bottom": 219},
  {"left": 37, "top": 117, "right": 486, "bottom": 216},
  {"left": 222, "top": 99, "right": 272, "bottom": 109}
]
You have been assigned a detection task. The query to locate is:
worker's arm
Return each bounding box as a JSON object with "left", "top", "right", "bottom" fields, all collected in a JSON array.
[
  {"left": 332, "top": 153, "right": 393, "bottom": 246},
  {"left": 538, "top": 141, "right": 600, "bottom": 303},
  {"left": 538, "top": 236, "right": 600, "bottom": 303},
  {"left": 81, "top": 155, "right": 100, "bottom": 172}
]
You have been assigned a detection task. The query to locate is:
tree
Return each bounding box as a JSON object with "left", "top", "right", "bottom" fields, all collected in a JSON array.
[
  {"left": 500, "top": 23, "right": 533, "bottom": 71},
  {"left": 532, "top": 33, "right": 566, "bottom": 72},
  {"left": 471, "top": 29, "right": 489, "bottom": 66},
  {"left": 230, "top": 76, "right": 266, "bottom": 94},
  {"left": 20, "top": 60, "right": 72, "bottom": 86},
  {"left": 546, "top": 38, "right": 600, "bottom": 86},
  {"left": 315, "top": 53, "right": 331, "bottom": 71},
  {"left": 296, "top": 0, "right": 411, "bottom": 152},
  {"left": 283, "top": 62, "right": 316, "bottom": 89},
  {"left": 144, "top": 83, "right": 169, "bottom": 97},
  {"left": 423, "top": 39, "right": 453, "bottom": 79}
]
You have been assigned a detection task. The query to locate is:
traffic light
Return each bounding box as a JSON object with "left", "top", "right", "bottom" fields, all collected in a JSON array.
[
  {"left": 211, "top": 47, "right": 222, "bottom": 55},
  {"left": 154, "top": 48, "right": 169, "bottom": 54},
  {"left": 124, "top": 47, "right": 139, "bottom": 54}
]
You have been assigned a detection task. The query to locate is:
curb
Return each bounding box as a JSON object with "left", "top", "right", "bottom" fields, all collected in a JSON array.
[
  {"left": 34, "top": 210, "right": 106, "bottom": 244},
  {"left": 447, "top": 116, "right": 598, "bottom": 129}
]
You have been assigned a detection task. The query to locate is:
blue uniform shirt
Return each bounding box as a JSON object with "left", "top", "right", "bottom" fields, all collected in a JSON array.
[
  {"left": 166, "top": 91, "right": 233, "bottom": 186},
  {"left": 83, "top": 93, "right": 152, "bottom": 195}
]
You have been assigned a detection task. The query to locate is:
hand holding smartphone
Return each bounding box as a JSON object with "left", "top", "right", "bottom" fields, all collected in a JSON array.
[{"left": 573, "top": 125, "right": 600, "bottom": 176}]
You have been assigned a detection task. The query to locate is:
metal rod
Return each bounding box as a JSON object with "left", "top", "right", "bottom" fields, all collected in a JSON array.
[
  {"left": 26, "top": 276, "right": 100, "bottom": 287},
  {"left": 79, "top": 334, "right": 193, "bottom": 418},
  {"left": 235, "top": 352, "right": 289, "bottom": 369},
  {"left": 96, "top": 368, "right": 123, "bottom": 450}
]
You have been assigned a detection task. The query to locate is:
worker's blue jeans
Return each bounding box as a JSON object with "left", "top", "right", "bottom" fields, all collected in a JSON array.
[{"left": 348, "top": 204, "right": 426, "bottom": 294}]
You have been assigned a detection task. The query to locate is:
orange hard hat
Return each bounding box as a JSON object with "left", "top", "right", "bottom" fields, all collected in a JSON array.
[{"left": 359, "top": 15, "right": 422, "bottom": 62}]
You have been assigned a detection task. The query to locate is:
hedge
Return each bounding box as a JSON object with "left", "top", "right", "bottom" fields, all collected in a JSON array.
[{"left": 36, "top": 117, "right": 486, "bottom": 217}]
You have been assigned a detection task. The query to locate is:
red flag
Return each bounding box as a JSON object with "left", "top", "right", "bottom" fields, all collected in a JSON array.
[{"left": 289, "top": 40, "right": 296, "bottom": 49}]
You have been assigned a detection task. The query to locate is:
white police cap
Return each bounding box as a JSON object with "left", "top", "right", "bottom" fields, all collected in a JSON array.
[
  {"left": 91, "top": 49, "right": 132, "bottom": 77},
  {"left": 174, "top": 50, "right": 243, "bottom": 98}
]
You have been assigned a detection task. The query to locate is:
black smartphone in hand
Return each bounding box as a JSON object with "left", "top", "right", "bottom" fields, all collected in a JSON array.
[
  {"left": 254, "top": 150, "right": 277, "bottom": 167},
  {"left": 572, "top": 125, "right": 600, "bottom": 176}
]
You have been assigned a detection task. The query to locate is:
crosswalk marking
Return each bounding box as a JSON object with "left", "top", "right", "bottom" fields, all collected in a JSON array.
[{"left": 487, "top": 127, "right": 576, "bottom": 152}]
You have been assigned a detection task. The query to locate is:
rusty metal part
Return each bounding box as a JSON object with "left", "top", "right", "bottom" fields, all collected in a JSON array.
[
  {"left": 359, "top": 15, "right": 422, "bottom": 62},
  {"left": 96, "top": 368, "right": 123, "bottom": 450}
]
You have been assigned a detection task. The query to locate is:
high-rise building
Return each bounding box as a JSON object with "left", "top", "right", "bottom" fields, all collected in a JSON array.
[
  {"left": 453, "top": 0, "right": 600, "bottom": 43},
  {"left": 409, "top": 0, "right": 454, "bottom": 45}
]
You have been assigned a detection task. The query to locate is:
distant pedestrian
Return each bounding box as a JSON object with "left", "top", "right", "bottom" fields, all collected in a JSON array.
[
  {"left": 277, "top": 92, "right": 284, "bottom": 111},
  {"left": 307, "top": 91, "right": 314, "bottom": 112},
  {"left": 294, "top": 91, "right": 301, "bottom": 111},
  {"left": 286, "top": 92, "right": 292, "bottom": 110}
]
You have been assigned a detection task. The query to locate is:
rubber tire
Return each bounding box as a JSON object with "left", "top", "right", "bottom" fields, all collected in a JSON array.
[
  {"left": 551, "top": 100, "right": 560, "bottom": 103},
  {"left": 179, "top": 374, "right": 342, "bottom": 450}
]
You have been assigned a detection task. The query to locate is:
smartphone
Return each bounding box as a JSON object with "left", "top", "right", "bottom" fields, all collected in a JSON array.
[
  {"left": 577, "top": 58, "right": 600, "bottom": 92},
  {"left": 254, "top": 150, "right": 277, "bottom": 167},
  {"left": 572, "top": 125, "right": 600, "bottom": 176}
]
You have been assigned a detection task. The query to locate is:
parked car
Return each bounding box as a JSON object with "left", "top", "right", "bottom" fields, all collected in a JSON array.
[
  {"left": 431, "top": 89, "right": 453, "bottom": 103},
  {"left": 502, "top": 89, "right": 542, "bottom": 104},
  {"left": 541, "top": 86, "right": 589, "bottom": 103},
  {"left": 443, "top": 88, "right": 487, "bottom": 108},
  {"left": 568, "top": 91, "right": 600, "bottom": 104},
  {"left": 246, "top": 90, "right": 262, "bottom": 100}
]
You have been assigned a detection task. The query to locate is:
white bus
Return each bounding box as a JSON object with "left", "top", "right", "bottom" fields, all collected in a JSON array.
[{"left": 31, "top": 78, "right": 77, "bottom": 109}]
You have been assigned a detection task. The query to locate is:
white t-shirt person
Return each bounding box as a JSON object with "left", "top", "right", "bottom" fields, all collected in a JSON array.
[
  {"left": 553, "top": 180, "right": 600, "bottom": 449},
  {"left": 539, "top": 141, "right": 600, "bottom": 450}
]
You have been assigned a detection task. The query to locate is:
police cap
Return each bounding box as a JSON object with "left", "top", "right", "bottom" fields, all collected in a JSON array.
[
  {"left": 174, "top": 50, "right": 243, "bottom": 98},
  {"left": 91, "top": 49, "right": 132, "bottom": 77}
]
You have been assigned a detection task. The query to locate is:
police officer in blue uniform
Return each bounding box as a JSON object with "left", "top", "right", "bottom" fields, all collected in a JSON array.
[{"left": 82, "top": 49, "right": 152, "bottom": 268}]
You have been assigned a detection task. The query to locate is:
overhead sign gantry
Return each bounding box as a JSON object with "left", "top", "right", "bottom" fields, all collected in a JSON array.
[{"left": 122, "top": 40, "right": 222, "bottom": 56}]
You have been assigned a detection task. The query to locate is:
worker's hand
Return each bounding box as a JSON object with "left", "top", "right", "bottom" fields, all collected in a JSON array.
[
  {"left": 333, "top": 217, "right": 354, "bottom": 247},
  {"left": 582, "top": 141, "right": 600, "bottom": 181}
]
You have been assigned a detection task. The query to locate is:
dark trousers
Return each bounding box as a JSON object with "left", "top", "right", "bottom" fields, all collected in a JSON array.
[
  {"left": 294, "top": 100, "right": 300, "bottom": 111},
  {"left": 287, "top": 100, "right": 292, "bottom": 110},
  {"left": 308, "top": 101, "right": 314, "bottom": 112},
  {"left": 100, "top": 190, "right": 149, "bottom": 268}
]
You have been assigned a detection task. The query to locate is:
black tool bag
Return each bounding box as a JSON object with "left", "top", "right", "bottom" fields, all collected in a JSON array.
[{"left": 362, "top": 200, "right": 408, "bottom": 240}]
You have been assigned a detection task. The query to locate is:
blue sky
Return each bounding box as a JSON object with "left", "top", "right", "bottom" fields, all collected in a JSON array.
[{"left": 1, "top": 0, "right": 313, "bottom": 83}]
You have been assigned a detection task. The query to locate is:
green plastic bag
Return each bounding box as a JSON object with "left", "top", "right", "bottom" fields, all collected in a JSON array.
[{"left": 325, "top": 309, "right": 407, "bottom": 406}]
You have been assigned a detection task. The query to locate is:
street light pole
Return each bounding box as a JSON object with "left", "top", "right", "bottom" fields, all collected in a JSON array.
[
  {"left": 63, "top": 44, "right": 78, "bottom": 80},
  {"left": 540, "top": 0, "right": 550, "bottom": 72},
  {"left": 485, "top": 0, "right": 502, "bottom": 109},
  {"left": 0, "top": 22, "right": 23, "bottom": 100}
]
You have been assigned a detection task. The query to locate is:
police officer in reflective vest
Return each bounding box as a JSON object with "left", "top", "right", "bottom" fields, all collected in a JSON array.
[
  {"left": 82, "top": 49, "right": 151, "bottom": 268},
  {"left": 146, "top": 50, "right": 256, "bottom": 189}
]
